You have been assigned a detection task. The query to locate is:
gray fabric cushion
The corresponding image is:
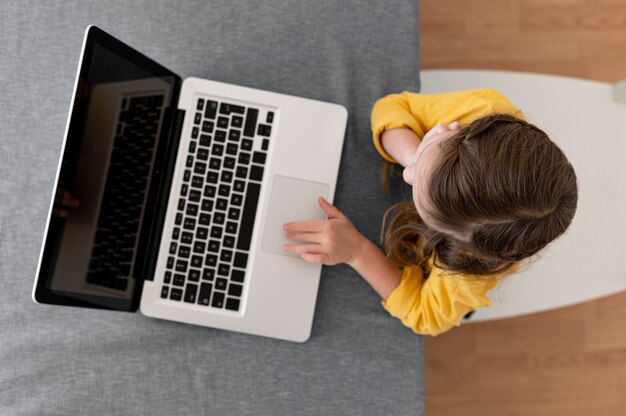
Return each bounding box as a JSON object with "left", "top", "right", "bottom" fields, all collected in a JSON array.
[{"left": 0, "top": 0, "right": 423, "bottom": 414}]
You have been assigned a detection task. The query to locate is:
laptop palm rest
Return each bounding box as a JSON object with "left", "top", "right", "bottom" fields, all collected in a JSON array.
[{"left": 261, "top": 175, "right": 330, "bottom": 257}]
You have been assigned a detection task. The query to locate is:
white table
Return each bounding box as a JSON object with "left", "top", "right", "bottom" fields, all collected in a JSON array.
[{"left": 421, "top": 69, "right": 626, "bottom": 322}]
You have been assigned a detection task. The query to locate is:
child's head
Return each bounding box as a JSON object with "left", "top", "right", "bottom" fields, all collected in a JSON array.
[{"left": 384, "top": 114, "right": 578, "bottom": 276}]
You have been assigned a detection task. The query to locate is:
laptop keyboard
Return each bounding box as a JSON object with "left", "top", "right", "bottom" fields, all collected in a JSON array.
[
  {"left": 161, "top": 97, "right": 274, "bottom": 311},
  {"left": 86, "top": 94, "right": 164, "bottom": 291}
]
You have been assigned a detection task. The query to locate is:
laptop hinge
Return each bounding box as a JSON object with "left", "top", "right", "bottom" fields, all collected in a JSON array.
[{"left": 134, "top": 108, "right": 185, "bottom": 282}]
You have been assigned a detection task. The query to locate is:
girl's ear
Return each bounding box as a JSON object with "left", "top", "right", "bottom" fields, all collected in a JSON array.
[{"left": 403, "top": 165, "right": 414, "bottom": 185}]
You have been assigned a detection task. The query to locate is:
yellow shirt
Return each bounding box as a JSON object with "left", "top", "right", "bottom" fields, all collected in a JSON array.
[{"left": 371, "top": 89, "right": 522, "bottom": 336}]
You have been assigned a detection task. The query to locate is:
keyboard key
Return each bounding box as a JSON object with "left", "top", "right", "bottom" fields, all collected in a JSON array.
[
  {"left": 199, "top": 136, "right": 211, "bottom": 148},
  {"left": 203, "top": 268, "right": 215, "bottom": 281},
  {"left": 173, "top": 274, "right": 185, "bottom": 286},
  {"left": 201, "top": 199, "right": 213, "bottom": 212},
  {"left": 202, "top": 120, "right": 214, "bottom": 133},
  {"left": 189, "top": 190, "right": 201, "bottom": 202},
  {"left": 205, "top": 100, "right": 218, "bottom": 119},
  {"left": 194, "top": 162, "right": 206, "bottom": 175},
  {"left": 164, "top": 271, "right": 172, "bottom": 284},
  {"left": 231, "top": 193, "right": 243, "bottom": 206},
  {"left": 189, "top": 268, "right": 200, "bottom": 282},
  {"left": 194, "top": 112, "right": 202, "bottom": 125},
  {"left": 178, "top": 245, "right": 190, "bottom": 258},
  {"left": 266, "top": 111, "right": 274, "bottom": 123},
  {"left": 219, "top": 184, "right": 230, "bottom": 197},
  {"left": 233, "top": 180, "right": 245, "bottom": 193},
  {"left": 193, "top": 241, "right": 206, "bottom": 253},
  {"left": 232, "top": 115, "right": 243, "bottom": 128},
  {"left": 228, "top": 130, "right": 241, "bottom": 142},
  {"left": 231, "top": 269, "right": 245, "bottom": 283},
  {"left": 236, "top": 166, "right": 248, "bottom": 179},
  {"left": 225, "top": 297, "right": 240, "bottom": 311},
  {"left": 217, "top": 117, "right": 229, "bottom": 129},
  {"left": 170, "top": 288, "right": 183, "bottom": 301},
  {"left": 241, "top": 138, "right": 253, "bottom": 151},
  {"left": 228, "top": 207, "right": 240, "bottom": 220},
  {"left": 225, "top": 222, "right": 238, "bottom": 235},
  {"left": 250, "top": 165, "right": 264, "bottom": 182},
  {"left": 214, "top": 212, "right": 226, "bottom": 224},
  {"left": 220, "top": 103, "right": 245, "bottom": 115},
  {"left": 208, "top": 240, "right": 220, "bottom": 252},
  {"left": 199, "top": 213, "right": 211, "bottom": 226},
  {"left": 175, "top": 260, "right": 188, "bottom": 273},
  {"left": 215, "top": 130, "right": 227, "bottom": 142},
  {"left": 204, "top": 185, "right": 216, "bottom": 198},
  {"left": 226, "top": 143, "right": 238, "bottom": 155},
  {"left": 183, "top": 217, "right": 196, "bottom": 230},
  {"left": 215, "top": 278, "right": 228, "bottom": 290},
  {"left": 221, "top": 170, "right": 233, "bottom": 183},
  {"left": 224, "top": 157, "right": 236, "bottom": 169},
  {"left": 184, "top": 283, "right": 198, "bottom": 303},
  {"left": 213, "top": 144, "right": 224, "bottom": 156},
  {"left": 161, "top": 286, "right": 169, "bottom": 299},
  {"left": 197, "top": 98, "right": 205, "bottom": 111},
  {"left": 205, "top": 254, "right": 217, "bottom": 267},
  {"left": 181, "top": 231, "right": 193, "bottom": 244},
  {"left": 211, "top": 226, "right": 223, "bottom": 239},
  {"left": 197, "top": 226, "right": 208, "bottom": 239},
  {"left": 220, "top": 250, "right": 233, "bottom": 262},
  {"left": 191, "top": 255, "right": 203, "bottom": 268},
  {"left": 209, "top": 157, "right": 221, "bottom": 170},
  {"left": 262, "top": 138, "right": 269, "bottom": 151},
  {"left": 237, "top": 182, "right": 260, "bottom": 251},
  {"left": 218, "top": 263, "right": 230, "bottom": 277},
  {"left": 234, "top": 252, "right": 248, "bottom": 269},
  {"left": 212, "top": 291, "right": 225, "bottom": 308},
  {"left": 198, "top": 283, "right": 212, "bottom": 305},
  {"left": 191, "top": 175, "right": 204, "bottom": 188},
  {"left": 186, "top": 203, "right": 198, "bottom": 216},
  {"left": 257, "top": 124, "right": 271, "bottom": 136},
  {"left": 207, "top": 172, "right": 219, "bottom": 184},
  {"left": 228, "top": 283, "right": 243, "bottom": 297},
  {"left": 238, "top": 152, "right": 251, "bottom": 165},
  {"left": 244, "top": 108, "right": 258, "bottom": 137},
  {"left": 252, "top": 151, "right": 266, "bottom": 165}
]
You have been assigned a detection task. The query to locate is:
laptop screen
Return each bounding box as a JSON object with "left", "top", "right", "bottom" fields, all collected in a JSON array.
[{"left": 34, "top": 26, "right": 181, "bottom": 311}]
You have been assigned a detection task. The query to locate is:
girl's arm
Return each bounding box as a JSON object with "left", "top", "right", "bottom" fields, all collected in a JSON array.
[
  {"left": 283, "top": 197, "right": 401, "bottom": 300},
  {"left": 380, "top": 128, "right": 421, "bottom": 168}
]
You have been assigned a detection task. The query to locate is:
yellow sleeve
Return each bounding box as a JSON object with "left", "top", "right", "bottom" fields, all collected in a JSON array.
[
  {"left": 381, "top": 264, "right": 507, "bottom": 336},
  {"left": 371, "top": 89, "right": 524, "bottom": 163}
]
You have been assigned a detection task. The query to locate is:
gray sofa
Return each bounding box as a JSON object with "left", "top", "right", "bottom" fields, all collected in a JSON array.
[{"left": 0, "top": 1, "right": 423, "bottom": 414}]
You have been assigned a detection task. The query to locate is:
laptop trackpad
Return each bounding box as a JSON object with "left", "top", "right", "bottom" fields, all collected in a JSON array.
[{"left": 261, "top": 175, "right": 330, "bottom": 257}]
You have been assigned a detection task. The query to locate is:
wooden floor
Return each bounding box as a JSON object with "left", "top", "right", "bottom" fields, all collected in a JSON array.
[{"left": 421, "top": 1, "right": 626, "bottom": 415}]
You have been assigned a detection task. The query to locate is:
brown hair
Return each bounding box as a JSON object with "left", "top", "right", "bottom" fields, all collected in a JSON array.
[{"left": 381, "top": 114, "right": 578, "bottom": 278}]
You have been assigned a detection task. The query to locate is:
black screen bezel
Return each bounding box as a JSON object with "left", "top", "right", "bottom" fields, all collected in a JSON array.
[{"left": 33, "top": 26, "right": 182, "bottom": 312}]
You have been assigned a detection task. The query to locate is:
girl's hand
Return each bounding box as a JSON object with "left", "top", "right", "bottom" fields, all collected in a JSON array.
[{"left": 282, "top": 197, "right": 367, "bottom": 266}]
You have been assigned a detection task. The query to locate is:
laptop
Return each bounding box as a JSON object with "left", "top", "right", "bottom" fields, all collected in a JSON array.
[{"left": 32, "top": 26, "right": 347, "bottom": 343}]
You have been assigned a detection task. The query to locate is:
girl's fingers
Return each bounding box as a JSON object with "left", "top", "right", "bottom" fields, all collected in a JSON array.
[
  {"left": 300, "top": 253, "right": 328, "bottom": 264},
  {"left": 284, "top": 230, "right": 322, "bottom": 244},
  {"left": 283, "top": 220, "right": 326, "bottom": 233},
  {"left": 283, "top": 243, "right": 322, "bottom": 254},
  {"left": 318, "top": 197, "right": 346, "bottom": 219}
]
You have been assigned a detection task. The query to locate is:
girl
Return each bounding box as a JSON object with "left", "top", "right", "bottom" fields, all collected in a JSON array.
[{"left": 282, "top": 89, "right": 578, "bottom": 336}]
